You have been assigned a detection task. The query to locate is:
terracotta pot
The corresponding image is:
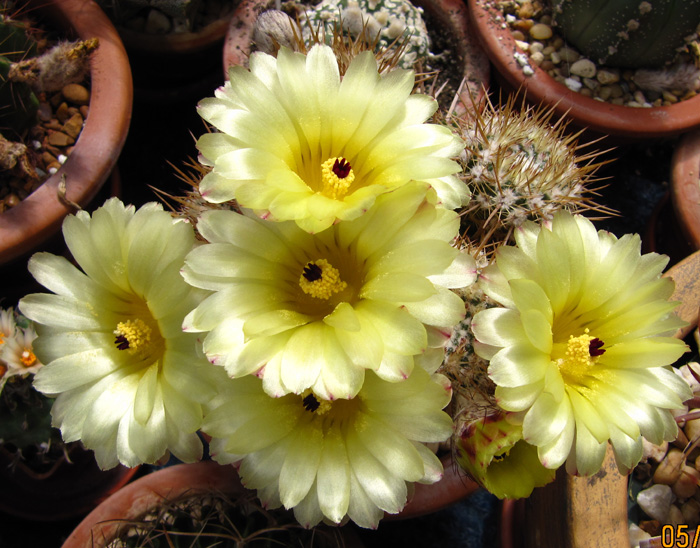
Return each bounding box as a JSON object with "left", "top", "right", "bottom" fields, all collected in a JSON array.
[
  {"left": 222, "top": 0, "right": 490, "bottom": 111},
  {"left": 0, "top": 0, "right": 132, "bottom": 266},
  {"left": 118, "top": 15, "right": 232, "bottom": 102},
  {"left": 503, "top": 249, "right": 700, "bottom": 548},
  {"left": 62, "top": 461, "right": 366, "bottom": 548},
  {"left": 467, "top": 0, "right": 700, "bottom": 141},
  {"left": 670, "top": 129, "right": 700, "bottom": 252},
  {"left": 386, "top": 453, "right": 480, "bottom": 520},
  {"left": 0, "top": 443, "right": 139, "bottom": 522}
]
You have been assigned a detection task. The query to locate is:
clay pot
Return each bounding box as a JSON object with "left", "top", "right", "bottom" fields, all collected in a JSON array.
[
  {"left": 0, "top": 0, "right": 132, "bottom": 266},
  {"left": 386, "top": 453, "right": 480, "bottom": 520},
  {"left": 467, "top": 0, "right": 700, "bottom": 141},
  {"left": 670, "top": 129, "right": 700, "bottom": 253},
  {"left": 0, "top": 443, "right": 139, "bottom": 522},
  {"left": 62, "top": 461, "right": 366, "bottom": 548},
  {"left": 222, "top": 0, "right": 490, "bottom": 111},
  {"left": 117, "top": 14, "right": 233, "bottom": 102},
  {"left": 502, "top": 249, "right": 700, "bottom": 548}
]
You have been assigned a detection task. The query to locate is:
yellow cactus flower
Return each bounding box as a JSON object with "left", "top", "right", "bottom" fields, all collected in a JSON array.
[
  {"left": 202, "top": 367, "right": 453, "bottom": 528},
  {"left": 196, "top": 44, "right": 468, "bottom": 233},
  {"left": 471, "top": 211, "right": 691, "bottom": 476},
  {"left": 182, "top": 183, "right": 476, "bottom": 399},
  {"left": 19, "top": 198, "right": 220, "bottom": 469}
]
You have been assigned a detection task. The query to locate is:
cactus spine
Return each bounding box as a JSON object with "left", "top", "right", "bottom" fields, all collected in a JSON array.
[{"left": 550, "top": 0, "right": 700, "bottom": 69}]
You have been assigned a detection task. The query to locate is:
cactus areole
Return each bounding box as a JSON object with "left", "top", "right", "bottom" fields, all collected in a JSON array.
[{"left": 550, "top": 0, "right": 700, "bottom": 69}]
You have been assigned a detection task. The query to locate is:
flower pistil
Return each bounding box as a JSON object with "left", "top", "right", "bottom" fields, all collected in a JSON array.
[
  {"left": 321, "top": 157, "right": 355, "bottom": 199},
  {"left": 299, "top": 259, "right": 347, "bottom": 300},
  {"left": 114, "top": 318, "right": 158, "bottom": 356}
]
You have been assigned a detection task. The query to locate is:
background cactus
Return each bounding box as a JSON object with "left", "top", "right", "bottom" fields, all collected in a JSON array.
[
  {"left": 303, "top": 0, "right": 432, "bottom": 69},
  {"left": 0, "top": 15, "right": 40, "bottom": 137},
  {"left": 550, "top": 0, "right": 700, "bottom": 69}
]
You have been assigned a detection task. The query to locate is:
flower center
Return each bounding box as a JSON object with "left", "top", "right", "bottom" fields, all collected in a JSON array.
[
  {"left": 557, "top": 328, "right": 605, "bottom": 384},
  {"left": 114, "top": 318, "right": 155, "bottom": 355},
  {"left": 299, "top": 259, "right": 347, "bottom": 300},
  {"left": 20, "top": 349, "right": 37, "bottom": 368},
  {"left": 301, "top": 390, "right": 332, "bottom": 415},
  {"left": 320, "top": 157, "right": 355, "bottom": 199}
]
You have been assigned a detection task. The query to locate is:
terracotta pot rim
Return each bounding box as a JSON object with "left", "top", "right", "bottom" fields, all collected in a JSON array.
[
  {"left": 467, "top": 0, "right": 700, "bottom": 140},
  {"left": 118, "top": 15, "right": 232, "bottom": 54},
  {"left": 0, "top": 0, "right": 133, "bottom": 266}
]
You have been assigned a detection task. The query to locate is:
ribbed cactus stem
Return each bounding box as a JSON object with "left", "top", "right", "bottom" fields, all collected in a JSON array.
[{"left": 550, "top": 0, "right": 700, "bottom": 68}]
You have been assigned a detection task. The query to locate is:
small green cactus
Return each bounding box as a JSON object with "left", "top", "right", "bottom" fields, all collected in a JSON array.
[
  {"left": 303, "top": 0, "right": 432, "bottom": 69},
  {"left": 0, "top": 16, "right": 40, "bottom": 136},
  {"left": 550, "top": 0, "right": 700, "bottom": 69},
  {"left": 451, "top": 93, "right": 610, "bottom": 258}
]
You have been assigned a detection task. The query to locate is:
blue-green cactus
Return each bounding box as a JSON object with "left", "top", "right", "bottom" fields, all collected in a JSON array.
[{"left": 550, "top": 0, "right": 700, "bottom": 69}]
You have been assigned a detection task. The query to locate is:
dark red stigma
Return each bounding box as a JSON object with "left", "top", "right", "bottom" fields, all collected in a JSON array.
[
  {"left": 302, "top": 263, "right": 323, "bottom": 282},
  {"left": 588, "top": 338, "right": 605, "bottom": 357},
  {"left": 303, "top": 393, "right": 321, "bottom": 412},
  {"left": 332, "top": 158, "right": 351, "bottom": 179},
  {"left": 114, "top": 334, "right": 130, "bottom": 350}
]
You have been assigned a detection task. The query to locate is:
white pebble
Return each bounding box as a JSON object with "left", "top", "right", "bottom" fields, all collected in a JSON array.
[
  {"left": 564, "top": 77, "right": 583, "bottom": 92},
  {"left": 637, "top": 483, "right": 675, "bottom": 522}
]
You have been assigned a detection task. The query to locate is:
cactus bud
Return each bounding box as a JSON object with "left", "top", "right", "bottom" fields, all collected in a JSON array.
[{"left": 454, "top": 411, "right": 556, "bottom": 499}]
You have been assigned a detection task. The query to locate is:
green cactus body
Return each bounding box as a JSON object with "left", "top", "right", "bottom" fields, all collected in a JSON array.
[
  {"left": 0, "top": 17, "right": 39, "bottom": 136},
  {"left": 551, "top": 0, "right": 700, "bottom": 68}
]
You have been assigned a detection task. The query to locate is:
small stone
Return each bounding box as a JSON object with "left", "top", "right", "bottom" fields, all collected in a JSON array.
[
  {"left": 41, "top": 151, "right": 57, "bottom": 166},
  {"left": 55, "top": 102, "right": 70, "bottom": 124},
  {"left": 637, "top": 483, "right": 675, "bottom": 522},
  {"left": 542, "top": 45, "right": 555, "bottom": 57},
  {"left": 144, "top": 9, "right": 172, "bottom": 34},
  {"left": 517, "top": 0, "right": 534, "bottom": 18},
  {"left": 515, "top": 39, "right": 530, "bottom": 51},
  {"left": 597, "top": 69, "right": 620, "bottom": 85},
  {"left": 37, "top": 102, "right": 52, "bottom": 122},
  {"left": 5, "top": 193, "right": 20, "bottom": 208},
  {"left": 629, "top": 523, "right": 652, "bottom": 547},
  {"left": 570, "top": 59, "right": 597, "bottom": 78},
  {"left": 62, "top": 84, "right": 90, "bottom": 106},
  {"left": 513, "top": 19, "right": 533, "bottom": 33},
  {"left": 511, "top": 29, "right": 526, "bottom": 41},
  {"left": 529, "top": 23, "right": 552, "bottom": 40},
  {"left": 530, "top": 51, "right": 544, "bottom": 66},
  {"left": 540, "top": 60, "right": 555, "bottom": 71},
  {"left": 609, "top": 84, "right": 625, "bottom": 98},
  {"left": 529, "top": 41, "right": 544, "bottom": 54},
  {"left": 80, "top": 105, "right": 89, "bottom": 118},
  {"left": 550, "top": 51, "right": 561, "bottom": 65},
  {"left": 634, "top": 90, "right": 650, "bottom": 106},
  {"left": 663, "top": 90, "right": 679, "bottom": 103},
  {"left": 654, "top": 448, "right": 686, "bottom": 485},
  {"left": 558, "top": 46, "right": 580, "bottom": 63},
  {"left": 642, "top": 439, "right": 669, "bottom": 463},
  {"left": 673, "top": 466, "right": 700, "bottom": 499},
  {"left": 583, "top": 77, "right": 599, "bottom": 90},
  {"left": 669, "top": 504, "right": 685, "bottom": 527},
  {"left": 47, "top": 131, "right": 75, "bottom": 147},
  {"left": 682, "top": 498, "right": 700, "bottom": 527},
  {"left": 564, "top": 77, "right": 582, "bottom": 92},
  {"left": 62, "top": 113, "right": 84, "bottom": 139},
  {"left": 639, "top": 519, "right": 662, "bottom": 537}
]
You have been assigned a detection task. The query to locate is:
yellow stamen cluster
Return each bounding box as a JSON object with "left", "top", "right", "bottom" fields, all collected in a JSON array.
[
  {"left": 320, "top": 157, "right": 355, "bottom": 199},
  {"left": 114, "top": 318, "right": 153, "bottom": 354},
  {"left": 299, "top": 259, "right": 347, "bottom": 300},
  {"left": 21, "top": 349, "right": 37, "bottom": 368},
  {"left": 558, "top": 328, "right": 600, "bottom": 384}
]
